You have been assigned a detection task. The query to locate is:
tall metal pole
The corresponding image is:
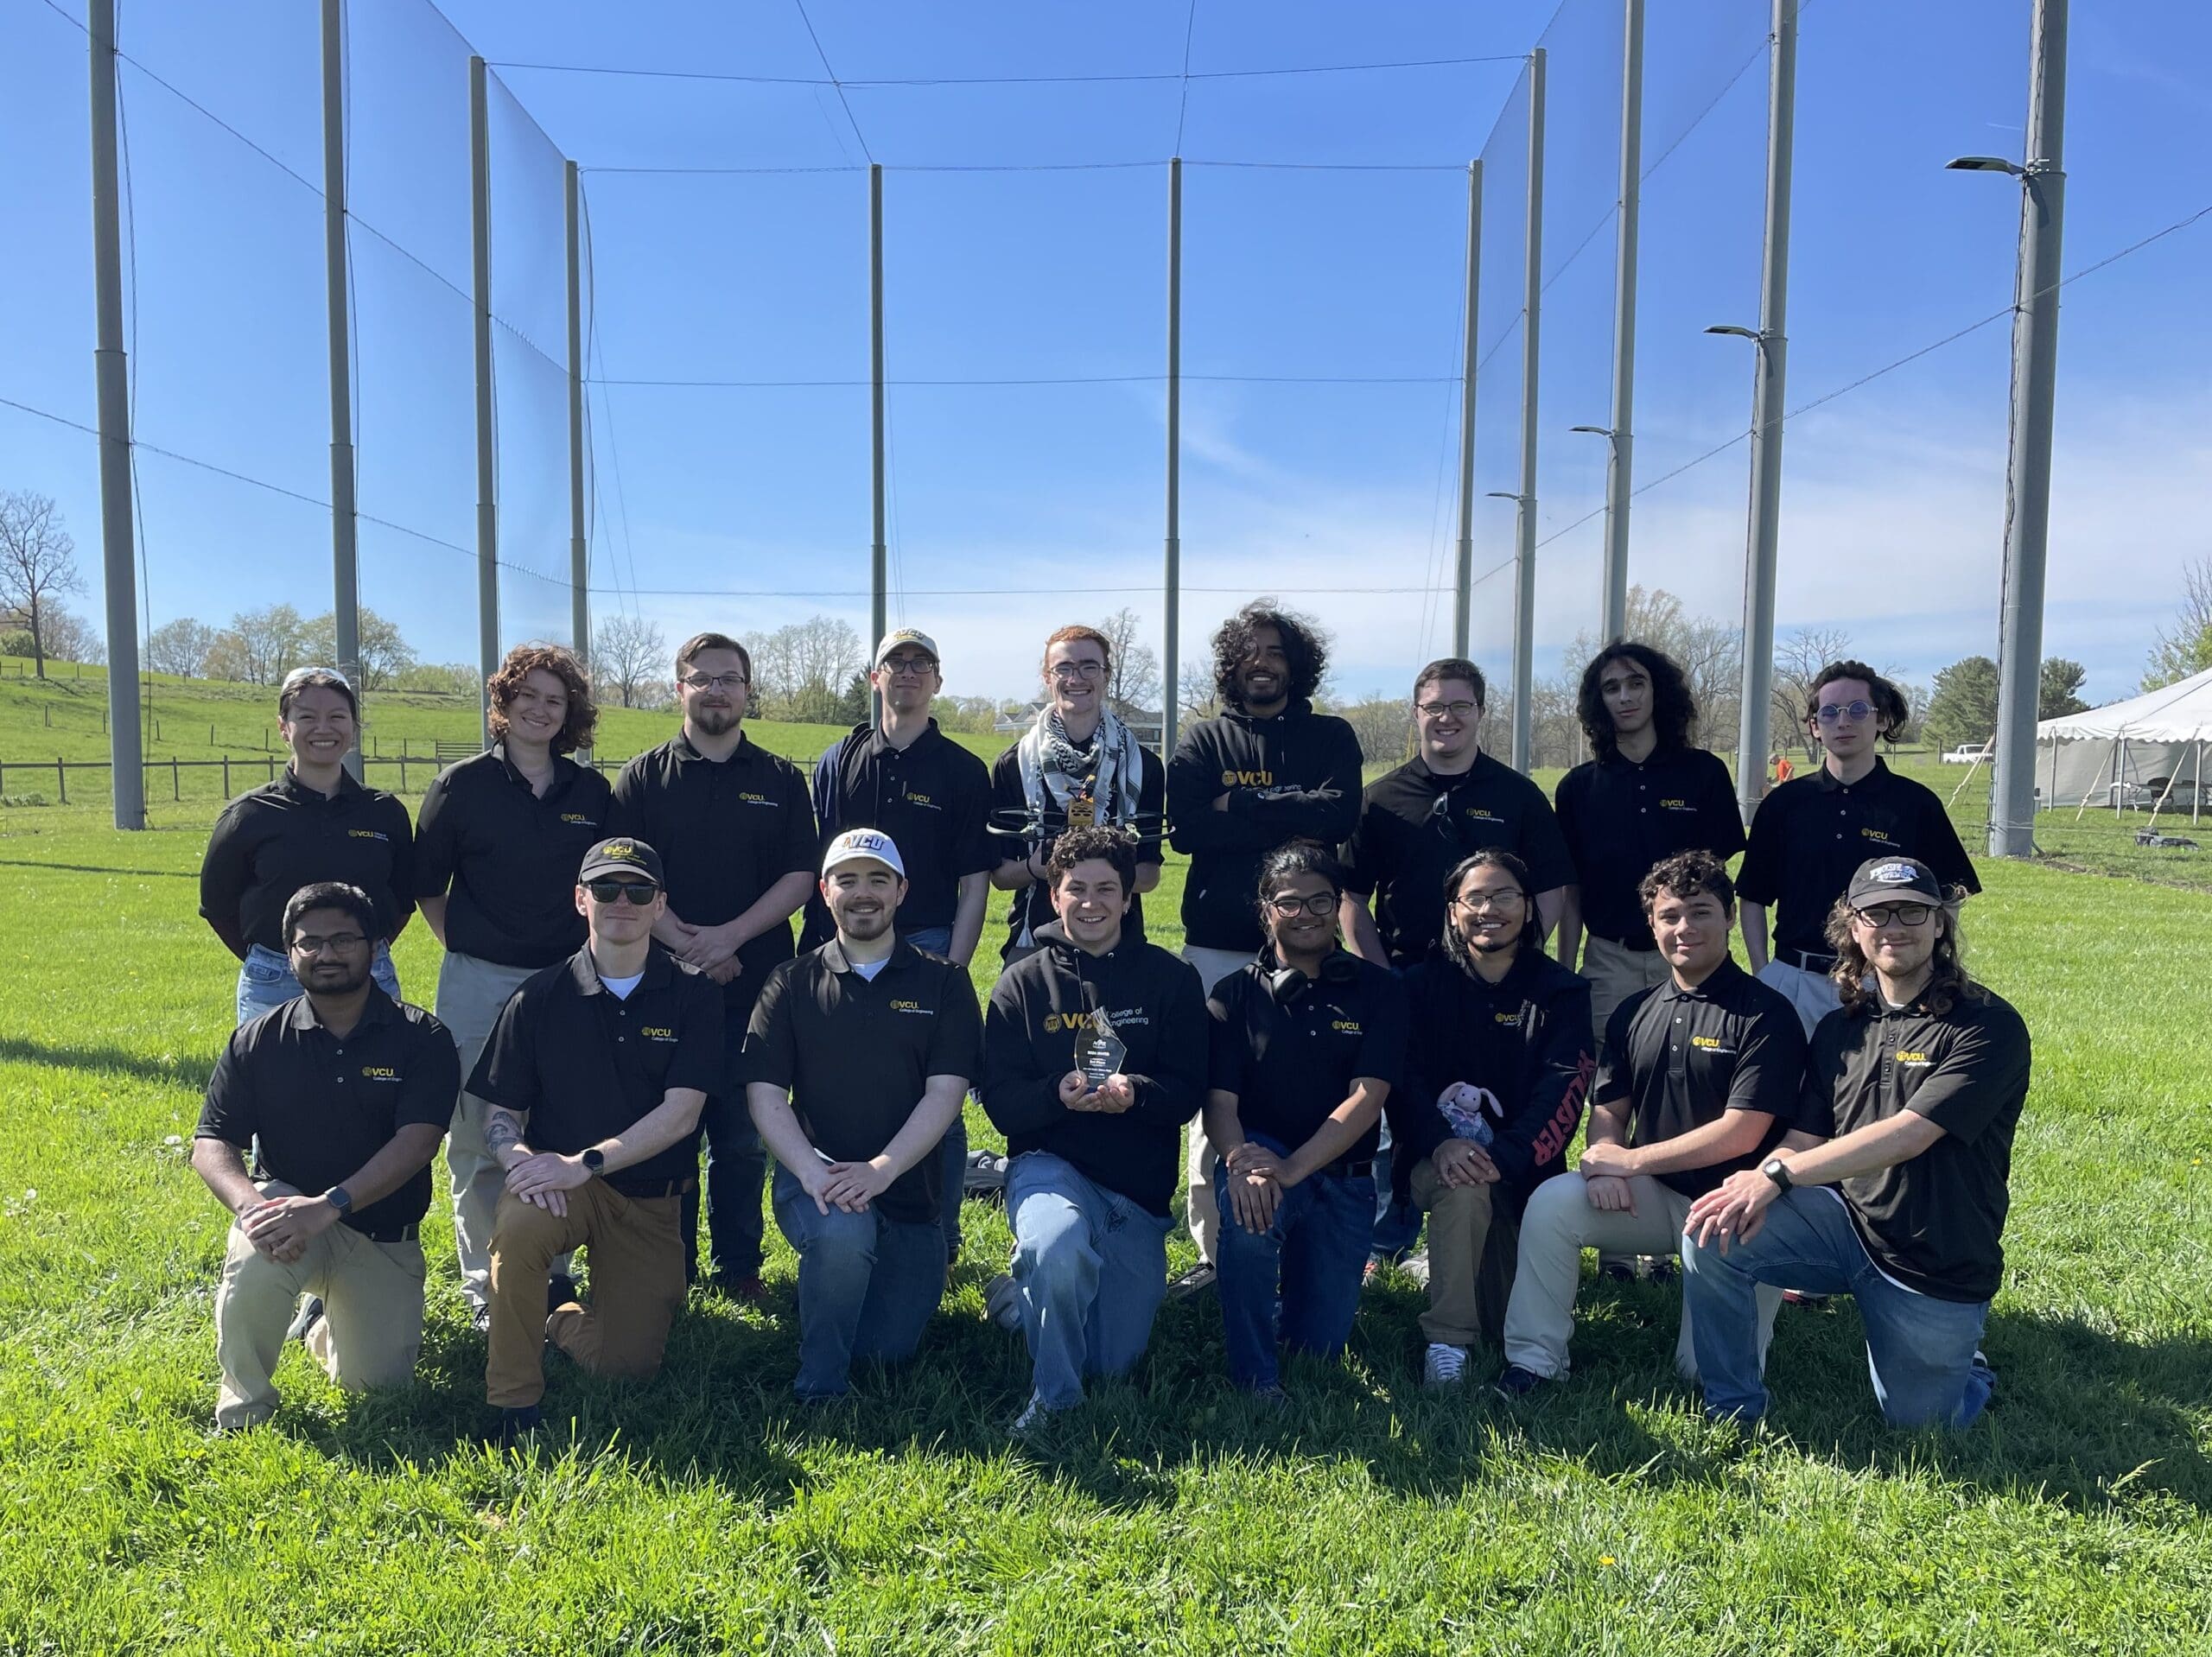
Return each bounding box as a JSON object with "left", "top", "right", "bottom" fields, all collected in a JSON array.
[
  {"left": 1163, "top": 156, "right": 1183, "bottom": 752},
  {"left": 1453, "top": 159, "right": 1482, "bottom": 659},
  {"left": 1601, "top": 0, "right": 1645, "bottom": 644},
  {"left": 1989, "top": 0, "right": 2069, "bottom": 859},
  {"left": 1510, "top": 48, "right": 1546, "bottom": 773},
  {"left": 869, "top": 162, "right": 887, "bottom": 722},
  {"left": 89, "top": 0, "right": 143, "bottom": 829},
  {"left": 565, "top": 160, "right": 589, "bottom": 678},
  {"left": 321, "top": 0, "right": 361, "bottom": 778},
  {"left": 1732, "top": 0, "right": 1798, "bottom": 827},
  {"left": 468, "top": 56, "right": 498, "bottom": 746}
]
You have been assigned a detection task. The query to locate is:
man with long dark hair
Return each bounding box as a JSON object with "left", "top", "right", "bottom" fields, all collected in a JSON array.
[
  {"left": 1166, "top": 601, "right": 1363, "bottom": 1274},
  {"left": 1736, "top": 660, "right": 1978, "bottom": 1035},
  {"left": 1553, "top": 642, "right": 1743, "bottom": 1030},
  {"left": 1681, "top": 856, "right": 2029, "bottom": 1428}
]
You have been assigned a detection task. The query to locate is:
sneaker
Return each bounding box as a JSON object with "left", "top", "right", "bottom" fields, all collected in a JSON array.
[
  {"left": 704, "top": 1273, "right": 769, "bottom": 1304},
  {"left": 1600, "top": 1258, "right": 1637, "bottom": 1283},
  {"left": 1009, "top": 1396, "right": 1064, "bottom": 1440},
  {"left": 963, "top": 1150, "right": 1010, "bottom": 1196},
  {"left": 1247, "top": 1383, "right": 1290, "bottom": 1410},
  {"left": 468, "top": 1304, "right": 492, "bottom": 1335},
  {"left": 1781, "top": 1290, "right": 1831, "bottom": 1309},
  {"left": 1400, "top": 1250, "right": 1430, "bottom": 1288},
  {"left": 547, "top": 1273, "right": 582, "bottom": 1314},
  {"left": 284, "top": 1295, "right": 325, "bottom": 1345},
  {"left": 1422, "top": 1343, "right": 1469, "bottom": 1389},
  {"left": 1165, "top": 1262, "right": 1217, "bottom": 1302},
  {"left": 493, "top": 1405, "right": 542, "bottom": 1449},
  {"left": 983, "top": 1273, "right": 1025, "bottom": 1331},
  {"left": 1644, "top": 1257, "right": 1679, "bottom": 1285},
  {"left": 1494, "top": 1363, "right": 1549, "bottom": 1401}
]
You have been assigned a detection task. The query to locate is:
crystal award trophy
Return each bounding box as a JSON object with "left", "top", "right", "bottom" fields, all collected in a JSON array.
[{"left": 1073, "top": 1005, "right": 1128, "bottom": 1089}]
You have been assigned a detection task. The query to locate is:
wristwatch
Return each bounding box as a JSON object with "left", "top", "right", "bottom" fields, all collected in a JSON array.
[
  {"left": 1760, "top": 1156, "right": 1794, "bottom": 1193},
  {"left": 582, "top": 1147, "right": 606, "bottom": 1176},
  {"left": 323, "top": 1184, "right": 354, "bottom": 1216}
]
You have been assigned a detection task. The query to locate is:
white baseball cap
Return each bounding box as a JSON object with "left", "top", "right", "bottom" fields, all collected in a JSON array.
[
  {"left": 874, "top": 628, "right": 940, "bottom": 669},
  {"left": 821, "top": 827, "right": 906, "bottom": 879}
]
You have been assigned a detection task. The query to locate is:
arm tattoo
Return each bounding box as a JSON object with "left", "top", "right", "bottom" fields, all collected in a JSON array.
[{"left": 485, "top": 1108, "right": 527, "bottom": 1158}]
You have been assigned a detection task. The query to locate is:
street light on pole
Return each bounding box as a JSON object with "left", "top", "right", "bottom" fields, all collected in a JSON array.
[
  {"left": 1569, "top": 424, "right": 1621, "bottom": 641},
  {"left": 1947, "top": 0, "right": 2069, "bottom": 860}
]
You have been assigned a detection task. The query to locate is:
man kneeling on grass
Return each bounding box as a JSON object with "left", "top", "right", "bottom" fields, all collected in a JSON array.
[
  {"left": 193, "top": 881, "right": 457, "bottom": 1432},
  {"left": 469, "top": 837, "right": 722, "bottom": 1444},
  {"left": 981, "top": 827, "right": 1209, "bottom": 1434},
  {"left": 1205, "top": 841, "right": 1406, "bottom": 1401},
  {"left": 746, "top": 829, "right": 982, "bottom": 1400},
  {"left": 1496, "top": 851, "right": 1804, "bottom": 1399},
  {"left": 1681, "top": 856, "right": 2030, "bottom": 1429}
]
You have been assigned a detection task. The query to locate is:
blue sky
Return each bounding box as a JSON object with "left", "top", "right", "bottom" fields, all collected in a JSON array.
[{"left": 3, "top": 0, "right": 2207, "bottom": 709}]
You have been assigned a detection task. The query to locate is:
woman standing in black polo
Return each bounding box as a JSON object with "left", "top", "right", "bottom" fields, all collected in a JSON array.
[{"left": 199, "top": 667, "right": 414, "bottom": 1025}]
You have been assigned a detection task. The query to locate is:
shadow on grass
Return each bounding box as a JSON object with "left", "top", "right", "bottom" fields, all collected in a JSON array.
[
  {"left": 0, "top": 1034, "right": 210, "bottom": 1093},
  {"left": 0, "top": 857, "right": 199, "bottom": 879},
  {"left": 262, "top": 1260, "right": 2212, "bottom": 1521}
]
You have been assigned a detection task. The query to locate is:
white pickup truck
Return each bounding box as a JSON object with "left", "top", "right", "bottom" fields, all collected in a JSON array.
[{"left": 1940, "top": 745, "right": 1993, "bottom": 765}]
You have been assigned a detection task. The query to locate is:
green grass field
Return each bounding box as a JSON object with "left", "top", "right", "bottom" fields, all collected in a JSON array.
[{"left": 3, "top": 775, "right": 2210, "bottom": 1653}]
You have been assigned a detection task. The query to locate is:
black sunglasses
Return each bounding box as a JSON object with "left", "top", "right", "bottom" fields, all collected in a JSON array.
[{"left": 584, "top": 879, "right": 660, "bottom": 905}]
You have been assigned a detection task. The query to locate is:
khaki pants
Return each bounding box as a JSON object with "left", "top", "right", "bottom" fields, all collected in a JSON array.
[
  {"left": 213, "top": 1180, "right": 426, "bottom": 1431},
  {"left": 1758, "top": 959, "right": 1843, "bottom": 1038},
  {"left": 1180, "top": 945, "right": 1257, "bottom": 1265},
  {"left": 1408, "top": 1157, "right": 1520, "bottom": 1349},
  {"left": 1580, "top": 934, "right": 1673, "bottom": 1032},
  {"left": 486, "top": 1180, "right": 686, "bottom": 1408},
  {"left": 1501, "top": 1171, "right": 1783, "bottom": 1381},
  {"left": 435, "top": 950, "right": 573, "bottom": 1309}
]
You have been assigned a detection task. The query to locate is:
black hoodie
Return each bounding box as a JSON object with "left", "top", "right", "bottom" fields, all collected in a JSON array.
[
  {"left": 980, "top": 921, "right": 1210, "bottom": 1216},
  {"left": 1166, "top": 699, "right": 1365, "bottom": 952},
  {"left": 1385, "top": 944, "right": 1595, "bottom": 1216}
]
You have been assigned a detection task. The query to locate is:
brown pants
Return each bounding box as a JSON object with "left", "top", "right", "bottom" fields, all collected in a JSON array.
[
  {"left": 1408, "top": 1157, "right": 1522, "bottom": 1349},
  {"left": 485, "top": 1180, "right": 685, "bottom": 1408}
]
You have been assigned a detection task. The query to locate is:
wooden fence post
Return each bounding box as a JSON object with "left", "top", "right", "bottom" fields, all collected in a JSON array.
[
  {"left": 57, "top": 759, "right": 67, "bottom": 804},
  {"left": 171, "top": 756, "right": 181, "bottom": 801}
]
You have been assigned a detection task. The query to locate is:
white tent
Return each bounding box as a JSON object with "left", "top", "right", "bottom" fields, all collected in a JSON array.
[{"left": 2037, "top": 666, "right": 2212, "bottom": 819}]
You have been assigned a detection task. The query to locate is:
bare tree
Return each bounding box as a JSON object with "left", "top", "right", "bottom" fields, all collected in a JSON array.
[
  {"left": 302, "top": 607, "right": 419, "bottom": 691},
  {"left": 1096, "top": 607, "right": 1161, "bottom": 718},
  {"left": 1567, "top": 585, "right": 1743, "bottom": 750},
  {"left": 1334, "top": 691, "right": 1415, "bottom": 765},
  {"left": 144, "top": 617, "right": 218, "bottom": 677},
  {"left": 2145, "top": 555, "right": 2212, "bottom": 690},
  {"left": 1771, "top": 624, "right": 1854, "bottom": 759},
  {"left": 1178, "top": 656, "right": 1219, "bottom": 723},
  {"left": 204, "top": 604, "right": 311, "bottom": 687},
  {"left": 591, "top": 613, "right": 667, "bottom": 710},
  {"left": 39, "top": 606, "right": 105, "bottom": 667},
  {"left": 0, "top": 491, "right": 86, "bottom": 680}
]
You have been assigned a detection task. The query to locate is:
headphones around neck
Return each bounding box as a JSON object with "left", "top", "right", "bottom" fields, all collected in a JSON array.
[{"left": 1267, "top": 950, "right": 1359, "bottom": 1006}]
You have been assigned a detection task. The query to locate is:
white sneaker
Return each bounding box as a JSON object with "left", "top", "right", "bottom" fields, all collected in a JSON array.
[
  {"left": 1423, "top": 1342, "right": 1469, "bottom": 1389},
  {"left": 1010, "top": 1395, "right": 1061, "bottom": 1439}
]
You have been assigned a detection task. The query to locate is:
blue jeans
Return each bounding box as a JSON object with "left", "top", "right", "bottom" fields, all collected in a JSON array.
[
  {"left": 1370, "top": 1119, "right": 1424, "bottom": 1259},
  {"left": 683, "top": 1013, "right": 766, "bottom": 1282},
  {"left": 236, "top": 941, "right": 399, "bottom": 1025},
  {"left": 1681, "top": 1186, "right": 1995, "bottom": 1428},
  {"left": 1007, "top": 1150, "right": 1172, "bottom": 1410},
  {"left": 772, "top": 1165, "right": 946, "bottom": 1398},
  {"left": 901, "top": 924, "right": 969, "bottom": 1264},
  {"left": 1213, "top": 1137, "right": 1375, "bottom": 1390}
]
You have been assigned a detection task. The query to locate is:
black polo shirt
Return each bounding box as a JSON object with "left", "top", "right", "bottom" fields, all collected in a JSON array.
[
  {"left": 806, "top": 720, "right": 996, "bottom": 941},
  {"left": 196, "top": 989, "right": 457, "bottom": 1235},
  {"left": 1554, "top": 745, "right": 1745, "bottom": 950},
  {"left": 1737, "top": 759, "right": 1980, "bottom": 960},
  {"left": 199, "top": 768, "right": 416, "bottom": 955},
  {"left": 744, "top": 937, "right": 984, "bottom": 1225},
  {"left": 1593, "top": 958, "right": 1805, "bottom": 1198},
  {"left": 1207, "top": 952, "right": 1408, "bottom": 1163},
  {"left": 412, "top": 746, "right": 613, "bottom": 969},
  {"left": 1794, "top": 986, "right": 2030, "bottom": 1303},
  {"left": 468, "top": 946, "right": 726, "bottom": 1196},
  {"left": 988, "top": 742, "right": 1166, "bottom": 956},
  {"left": 606, "top": 730, "right": 818, "bottom": 1013},
  {"left": 1345, "top": 751, "right": 1576, "bottom": 966}
]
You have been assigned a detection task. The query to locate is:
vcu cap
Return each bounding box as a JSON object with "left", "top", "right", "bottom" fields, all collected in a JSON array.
[
  {"left": 579, "top": 836, "right": 665, "bottom": 886},
  {"left": 822, "top": 827, "right": 906, "bottom": 879},
  {"left": 1845, "top": 855, "right": 1943, "bottom": 908},
  {"left": 874, "top": 628, "right": 940, "bottom": 669}
]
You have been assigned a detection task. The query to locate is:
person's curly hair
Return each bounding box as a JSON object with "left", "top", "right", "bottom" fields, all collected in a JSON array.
[
  {"left": 1806, "top": 658, "right": 1909, "bottom": 740},
  {"left": 1046, "top": 824, "right": 1140, "bottom": 892},
  {"left": 1638, "top": 848, "right": 1734, "bottom": 916},
  {"left": 486, "top": 643, "right": 598, "bottom": 756},
  {"left": 1824, "top": 885, "right": 1985, "bottom": 1016},
  {"left": 1578, "top": 641, "right": 1697, "bottom": 759},
  {"left": 1211, "top": 600, "right": 1329, "bottom": 711}
]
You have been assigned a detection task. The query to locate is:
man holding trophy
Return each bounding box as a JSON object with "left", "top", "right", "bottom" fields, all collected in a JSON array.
[{"left": 979, "top": 827, "right": 1210, "bottom": 1433}]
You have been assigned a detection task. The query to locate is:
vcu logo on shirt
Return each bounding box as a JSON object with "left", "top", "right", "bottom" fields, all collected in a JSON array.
[
  {"left": 1896, "top": 1050, "right": 1932, "bottom": 1066},
  {"left": 1461, "top": 807, "right": 1502, "bottom": 823},
  {"left": 346, "top": 828, "right": 389, "bottom": 841},
  {"left": 639, "top": 1025, "right": 678, "bottom": 1042},
  {"left": 902, "top": 790, "right": 940, "bottom": 810},
  {"left": 359, "top": 1065, "right": 400, "bottom": 1082},
  {"left": 1859, "top": 826, "right": 1900, "bottom": 843},
  {"left": 888, "top": 999, "right": 931, "bottom": 1015},
  {"left": 1493, "top": 1010, "right": 1522, "bottom": 1027},
  {"left": 1222, "top": 768, "right": 1274, "bottom": 787},
  {"left": 1689, "top": 1035, "right": 1734, "bottom": 1053},
  {"left": 1659, "top": 797, "right": 1691, "bottom": 811},
  {"left": 737, "top": 791, "right": 777, "bottom": 807},
  {"left": 560, "top": 813, "right": 596, "bottom": 826},
  {"left": 1330, "top": 1019, "right": 1362, "bottom": 1034}
]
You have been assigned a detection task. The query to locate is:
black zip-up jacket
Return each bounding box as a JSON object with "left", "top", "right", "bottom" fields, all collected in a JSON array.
[
  {"left": 1387, "top": 946, "right": 1595, "bottom": 1216},
  {"left": 980, "top": 921, "right": 1210, "bottom": 1216},
  {"left": 1165, "top": 699, "right": 1365, "bottom": 952}
]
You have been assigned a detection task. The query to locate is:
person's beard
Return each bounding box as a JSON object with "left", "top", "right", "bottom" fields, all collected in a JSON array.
[
  {"left": 690, "top": 702, "right": 740, "bottom": 737},
  {"left": 305, "top": 960, "right": 372, "bottom": 996}
]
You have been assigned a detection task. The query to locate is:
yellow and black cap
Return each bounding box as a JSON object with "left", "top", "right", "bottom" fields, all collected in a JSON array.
[{"left": 579, "top": 836, "right": 665, "bottom": 886}]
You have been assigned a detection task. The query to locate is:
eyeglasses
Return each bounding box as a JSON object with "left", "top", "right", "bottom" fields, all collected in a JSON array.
[
  {"left": 1853, "top": 903, "right": 1933, "bottom": 929},
  {"left": 1265, "top": 892, "right": 1338, "bottom": 919},
  {"left": 290, "top": 932, "right": 367, "bottom": 955},
  {"left": 584, "top": 879, "right": 661, "bottom": 905},
  {"left": 680, "top": 672, "right": 748, "bottom": 692},
  {"left": 880, "top": 655, "right": 937, "bottom": 676},
  {"left": 1049, "top": 661, "right": 1108, "bottom": 681},
  {"left": 1416, "top": 700, "right": 1478, "bottom": 721},
  {"left": 1452, "top": 889, "right": 1524, "bottom": 912},
  {"left": 1815, "top": 699, "right": 1875, "bottom": 724}
]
